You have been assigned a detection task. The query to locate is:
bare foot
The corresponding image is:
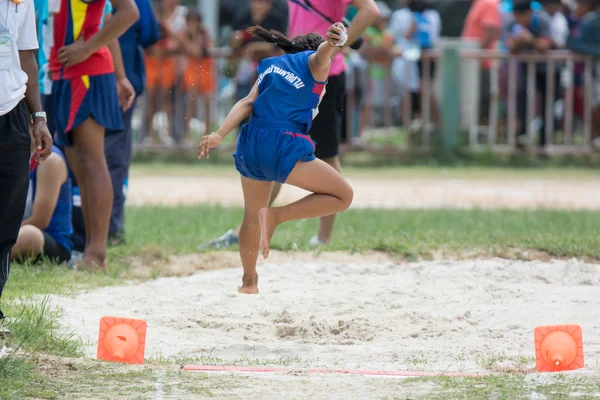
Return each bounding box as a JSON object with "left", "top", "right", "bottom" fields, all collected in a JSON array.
[
  {"left": 73, "top": 255, "right": 107, "bottom": 272},
  {"left": 238, "top": 274, "right": 259, "bottom": 294},
  {"left": 258, "top": 207, "right": 277, "bottom": 259}
]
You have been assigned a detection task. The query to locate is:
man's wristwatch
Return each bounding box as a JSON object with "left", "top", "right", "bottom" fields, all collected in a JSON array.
[{"left": 31, "top": 111, "right": 47, "bottom": 124}]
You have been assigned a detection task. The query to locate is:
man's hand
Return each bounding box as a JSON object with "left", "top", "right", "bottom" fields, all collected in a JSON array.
[
  {"left": 517, "top": 29, "right": 534, "bottom": 44},
  {"left": 391, "top": 46, "right": 403, "bottom": 59},
  {"left": 534, "top": 38, "right": 551, "bottom": 53},
  {"left": 58, "top": 36, "right": 91, "bottom": 68},
  {"left": 31, "top": 120, "right": 53, "bottom": 162},
  {"left": 117, "top": 78, "right": 136, "bottom": 111}
]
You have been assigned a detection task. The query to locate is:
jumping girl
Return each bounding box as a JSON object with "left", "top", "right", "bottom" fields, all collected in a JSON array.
[{"left": 198, "top": 23, "right": 354, "bottom": 294}]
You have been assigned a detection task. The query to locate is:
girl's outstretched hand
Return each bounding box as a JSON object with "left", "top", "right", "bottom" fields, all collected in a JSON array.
[{"left": 198, "top": 132, "right": 224, "bottom": 159}]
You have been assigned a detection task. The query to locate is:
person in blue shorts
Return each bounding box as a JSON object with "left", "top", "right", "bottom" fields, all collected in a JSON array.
[
  {"left": 49, "top": 0, "right": 138, "bottom": 269},
  {"left": 13, "top": 145, "right": 72, "bottom": 264},
  {"left": 70, "top": 0, "right": 160, "bottom": 264},
  {"left": 198, "top": 23, "right": 354, "bottom": 294}
]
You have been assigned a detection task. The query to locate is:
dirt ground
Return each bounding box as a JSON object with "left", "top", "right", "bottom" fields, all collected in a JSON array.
[
  {"left": 127, "top": 174, "right": 600, "bottom": 209},
  {"left": 52, "top": 253, "right": 600, "bottom": 399}
]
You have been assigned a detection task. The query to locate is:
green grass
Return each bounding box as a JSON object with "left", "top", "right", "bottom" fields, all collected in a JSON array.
[
  {"left": 0, "top": 356, "right": 62, "bottom": 400},
  {"left": 422, "top": 374, "right": 600, "bottom": 399},
  {"left": 117, "top": 206, "right": 600, "bottom": 260},
  {"left": 0, "top": 294, "right": 82, "bottom": 400}
]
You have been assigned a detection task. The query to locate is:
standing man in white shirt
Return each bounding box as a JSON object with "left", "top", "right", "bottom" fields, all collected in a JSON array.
[
  {"left": 541, "top": 0, "right": 569, "bottom": 48},
  {"left": 0, "top": 0, "right": 53, "bottom": 323}
]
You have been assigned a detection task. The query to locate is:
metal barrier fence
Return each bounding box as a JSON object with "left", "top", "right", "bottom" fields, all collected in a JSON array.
[
  {"left": 132, "top": 49, "right": 597, "bottom": 155},
  {"left": 461, "top": 50, "right": 596, "bottom": 154}
]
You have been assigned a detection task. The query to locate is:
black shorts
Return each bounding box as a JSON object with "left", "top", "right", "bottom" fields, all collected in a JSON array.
[
  {"left": 479, "top": 69, "right": 492, "bottom": 119},
  {"left": 42, "top": 232, "right": 71, "bottom": 264},
  {"left": 417, "top": 59, "right": 437, "bottom": 79},
  {"left": 310, "top": 72, "right": 346, "bottom": 159}
]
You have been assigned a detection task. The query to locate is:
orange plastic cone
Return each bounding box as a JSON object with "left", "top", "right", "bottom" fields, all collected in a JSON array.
[
  {"left": 97, "top": 316, "right": 147, "bottom": 365},
  {"left": 534, "top": 325, "right": 584, "bottom": 372}
]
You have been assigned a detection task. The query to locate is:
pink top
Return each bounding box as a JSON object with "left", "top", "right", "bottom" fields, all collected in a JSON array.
[
  {"left": 288, "top": 0, "right": 352, "bottom": 77},
  {"left": 461, "top": 0, "right": 501, "bottom": 69}
]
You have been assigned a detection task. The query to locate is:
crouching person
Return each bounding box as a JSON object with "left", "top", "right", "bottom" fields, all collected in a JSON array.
[{"left": 13, "top": 144, "right": 73, "bottom": 264}]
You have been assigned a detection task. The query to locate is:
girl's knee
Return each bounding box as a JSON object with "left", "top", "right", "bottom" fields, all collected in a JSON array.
[
  {"left": 341, "top": 184, "right": 354, "bottom": 210},
  {"left": 336, "top": 182, "right": 353, "bottom": 211}
]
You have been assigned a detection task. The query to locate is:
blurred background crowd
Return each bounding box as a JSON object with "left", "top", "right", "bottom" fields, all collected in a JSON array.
[{"left": 139, "top": 0, "right": 599, "bottom": 151}]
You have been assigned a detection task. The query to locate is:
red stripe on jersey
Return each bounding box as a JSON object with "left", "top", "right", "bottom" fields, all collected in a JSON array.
[{"left": 312, "top": 82, "right": 325, "bottom": 95}]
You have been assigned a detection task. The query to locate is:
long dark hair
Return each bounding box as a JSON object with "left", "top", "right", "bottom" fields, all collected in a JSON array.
[
  {"left": 246, "top": 26, "right": 324, "bottom": 54},
  {"left": 408, "top": 0, "right": 431, "bottom": 12}
]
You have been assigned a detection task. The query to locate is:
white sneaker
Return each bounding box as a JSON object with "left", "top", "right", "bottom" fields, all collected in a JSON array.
[
  {"left": 592, "top": 137, "right": 600, "bottom": 150},
  {"left": 517, "top": 135, "right": 529, "bottom": 146},
  {"left": 0, "top": 345, "right": 8, "bottom": 359},
  {"left": 308, "top": 236, "right": 325, "bottom": 247},
  {"left": 68, "top": 251, "right": 84, "bottom": 269}
]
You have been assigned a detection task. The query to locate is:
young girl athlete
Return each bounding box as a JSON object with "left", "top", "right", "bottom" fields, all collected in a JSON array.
[{"left": 198, "top": 23, "right": 354, "bottom": 294}]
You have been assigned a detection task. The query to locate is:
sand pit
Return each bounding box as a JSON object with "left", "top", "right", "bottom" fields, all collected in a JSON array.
[{"left": 53, "top": 255, "right": 600, "bottom": 398}]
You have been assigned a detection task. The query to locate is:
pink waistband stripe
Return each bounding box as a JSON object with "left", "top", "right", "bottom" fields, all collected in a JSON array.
[{"left": 284, "top": 131, "right": 315, "bottom": 149}]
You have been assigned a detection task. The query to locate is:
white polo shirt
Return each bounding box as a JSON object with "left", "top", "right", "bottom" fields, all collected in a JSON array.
[{"left": 0, "top": 0, "right": 39, "bottom": 116}]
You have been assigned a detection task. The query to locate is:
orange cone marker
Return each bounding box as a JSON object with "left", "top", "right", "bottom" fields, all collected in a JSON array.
[
  {"left": 97, "top": 316, "right": 147, "bottom": 365},
  {"left": 534, "top": 325, "right": 584, "bottom": 372}
]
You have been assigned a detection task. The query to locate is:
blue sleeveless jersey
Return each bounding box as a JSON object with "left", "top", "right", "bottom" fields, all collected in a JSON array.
[
  {"left": 252, "top": 51, "right": 327, "bottom": 135},
  {"left": 31, "top": 145, "right": 73, "bottom": 252}
]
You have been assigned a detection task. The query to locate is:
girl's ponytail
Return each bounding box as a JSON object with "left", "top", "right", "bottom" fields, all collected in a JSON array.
[{"left": 246, "top": 26, "right": 324, "bottom": 54}]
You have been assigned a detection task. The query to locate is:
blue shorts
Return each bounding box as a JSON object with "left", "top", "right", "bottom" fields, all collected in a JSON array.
[
  {"left": 233, "top": 118, "right": 316, "bottom": 183},
  {"left": 52, "top": 73, "right": 124, "bottom": 146}
]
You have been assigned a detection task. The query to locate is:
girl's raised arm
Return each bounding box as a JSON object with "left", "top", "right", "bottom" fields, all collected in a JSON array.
[{"left": 309, "top": 23, "right": 347, "bottom": 81}]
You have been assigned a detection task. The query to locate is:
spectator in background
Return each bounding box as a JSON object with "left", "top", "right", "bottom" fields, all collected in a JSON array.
[
  {"left": 144, "top": 0, "right": 187, "bottom": 145},
  {"left": 504, "top": 0, "right": 554, "bottom": 146},
  {"left": 462, "top": 0, "right": 502, "bottom": 124},
  {"left": 566, "top": 0, "right": 600, "bottom": 147},
  {"left": 360, "top": 2, "right": 399, "bottom": 126},
  {"left": 541, "top": 0, "right": 568, "bottom": 133},
  {"left": 0, "top": 0, "right": 53, "bottom": 322},
  {"left": 144, "top": 6, "right": 175, "bottom": 145},
  {"left": 541, "top": 0, "right": 569, "bottom": 47},
  {"left": 177, "top": 10, "right": 216, "bottom": 144},
  {"left": 390, "top": 0, "right": 441, "bottom": 129},
  {"left": 499, "top": 0, "right": 544, "bottom": 48},
  {"left": 13, "top": 145, "right": 72, "bottom": 264}
]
